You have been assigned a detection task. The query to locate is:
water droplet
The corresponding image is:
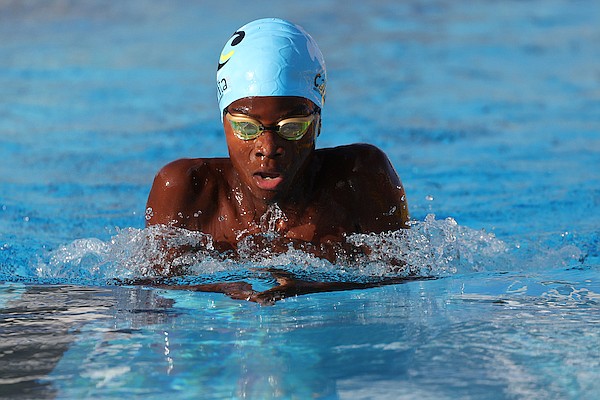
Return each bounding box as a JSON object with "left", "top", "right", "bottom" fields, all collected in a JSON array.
[
  {"left": 425, "top": 195, "right": 434, "bottom": 201},
  {"left": 145, "top": 207, "right": 154, "bottom": 221},
  {"left": 259, "top": 203, "right": 288, "bottom": 233},
  {"left": 234, "top": 189, "right": 244, "bottom": 205}
]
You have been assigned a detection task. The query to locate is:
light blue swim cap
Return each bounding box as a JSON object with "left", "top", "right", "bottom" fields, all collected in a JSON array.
[{"left": 216, "top": 18, "right": 326, "bottom": 119}]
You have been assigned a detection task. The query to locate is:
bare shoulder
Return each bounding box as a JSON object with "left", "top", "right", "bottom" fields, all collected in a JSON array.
[
  {"left": 317, "top": 143, "right": 409, "bottom": 231},
  {"left": 151, "top": 158, "right": 227, "bottom": 194},
  {"left": 318, "top": 142, "right": 390, "bottom": 160},
  {"left": 146, "top": 158, "right": 230, "bottom": 226},
  {"left": 153, "top": 158, "right": 205, "bottom": 186},
  {"left": 317, "top": 143, "right": 397, "bottom": 178}
]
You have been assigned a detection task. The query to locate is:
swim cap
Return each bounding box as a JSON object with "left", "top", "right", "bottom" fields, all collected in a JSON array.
[{"left": 216, "top": 18, "right": 326, "bottom": 119}]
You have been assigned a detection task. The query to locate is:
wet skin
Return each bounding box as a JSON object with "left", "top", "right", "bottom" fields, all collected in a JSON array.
[{"left": 144, "top": 96, "right": 410, "bottom": 304}]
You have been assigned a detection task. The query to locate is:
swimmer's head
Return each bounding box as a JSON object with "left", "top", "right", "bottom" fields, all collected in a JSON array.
[{"left": 216, "top": 18, "right": 326, "bottom": 120}]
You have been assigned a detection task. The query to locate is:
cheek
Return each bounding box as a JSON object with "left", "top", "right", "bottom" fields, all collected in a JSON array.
[
  {"left": 228, "top": 144, "right": 251, "bottom": 170},
  {"left": 291, "top": 136, "right": 315, "bottom": 160},
  {"left": 297, "top": 140, "right": 314, "bottom": 152},
  {"left": 225, "top": 137, "right": 250, "bottom": 169}
]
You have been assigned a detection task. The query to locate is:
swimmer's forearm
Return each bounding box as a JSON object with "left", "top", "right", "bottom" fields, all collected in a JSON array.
[
  {"left": 118, "top": 278, "right": 257, "bottom": 300},
  {"left": 250, "top": 276, "right": 430, "bottom": 305}
]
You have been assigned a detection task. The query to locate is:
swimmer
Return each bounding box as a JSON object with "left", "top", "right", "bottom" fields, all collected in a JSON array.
[{"left": 145, "top": 18, "right": 410, "bottom": 304}]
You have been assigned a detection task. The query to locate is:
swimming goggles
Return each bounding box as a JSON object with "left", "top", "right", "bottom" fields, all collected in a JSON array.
[{"left": 225, "top": 111, "right": 317, "bottom": 141}]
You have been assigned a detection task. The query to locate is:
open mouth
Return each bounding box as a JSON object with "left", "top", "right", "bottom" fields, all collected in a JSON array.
[{"left": 254, "top": 172, "right": 284, "bottom": 190}]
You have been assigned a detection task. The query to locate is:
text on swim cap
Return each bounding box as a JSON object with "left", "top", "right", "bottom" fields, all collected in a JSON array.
[
  {"left": 217, "top": 78, "right": 227, "bottom": 102},
  {"left": 314, "top": 73, "right": 326, "bottom": 100}
]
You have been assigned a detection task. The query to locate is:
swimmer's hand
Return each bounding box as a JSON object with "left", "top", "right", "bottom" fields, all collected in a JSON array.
[
  {"left": 247, "top": 269, "right": 431, "bottom": 305},
  {"left": 175, "top": 282, "right": 257, "bottom": 301}
]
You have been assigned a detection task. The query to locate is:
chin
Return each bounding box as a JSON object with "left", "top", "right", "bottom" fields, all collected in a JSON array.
[{"left": 252, "top": 188, "right": 283, "bottom": 204}]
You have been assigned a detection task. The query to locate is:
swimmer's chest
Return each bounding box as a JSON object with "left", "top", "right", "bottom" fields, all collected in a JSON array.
[{"left": 205, "top": 191, "right": 358, "bottom": 244}]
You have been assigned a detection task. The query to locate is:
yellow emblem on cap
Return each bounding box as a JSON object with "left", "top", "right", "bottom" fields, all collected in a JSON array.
[{"left": 219, "top": 50, "right": 235, "bottom": 63}]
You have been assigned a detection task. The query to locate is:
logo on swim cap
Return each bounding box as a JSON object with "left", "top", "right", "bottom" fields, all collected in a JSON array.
[
  {"left": 217, "top": 30, "right": 245, "bottom": 71},
  {"left": 216, "top": 18, "right": 327, "bottom": 120}
]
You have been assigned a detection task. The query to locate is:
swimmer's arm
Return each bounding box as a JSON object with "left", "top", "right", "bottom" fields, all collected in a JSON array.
[
  {"left": 118, "top": 278, "right": 257, "bottom": 300},
  {"left": 249, "top": 270, "right": 430, "bottom": 305},
  {"left": 119, "top": 276, "right": 361, "bottom": 305},
  {"left": 120, "top": 272, "right": 433, "bottom": 306},
  {"left": 146, "top": 158, "right": 206, "bottom": 227},
  {"left": 146, "top": 160, "right": 190, "bottom": 227},
  {"left": 145, "top": 159, "right": 220, "bottom": 274},
  {"left": 352, "top": 144, "right": 410, "bottom": 232}
]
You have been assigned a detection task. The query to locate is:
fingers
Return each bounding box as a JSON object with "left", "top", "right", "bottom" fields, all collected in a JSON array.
[
  {"left": 250, "top": 288, "right": 285, "bottom": 306},
  {"left": 249, "top": 280, "right": 304, "bottom": 305}
]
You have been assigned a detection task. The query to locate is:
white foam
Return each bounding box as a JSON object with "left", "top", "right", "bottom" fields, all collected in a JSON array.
[{"left": 35, "top": 214, "right": 582, "bottom": 285}]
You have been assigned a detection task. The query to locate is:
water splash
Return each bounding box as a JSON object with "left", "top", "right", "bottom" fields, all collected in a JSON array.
[
  {"left": 35, "top": 225, "right": 219, "bottom": 282},
  {"left": 31, "top": 214, "right": 582, "bottom": 286},
  {"left": 346, "top": 214, "right": 511, "bottom": 277},
  {"left": 259, "top": 203, "right": 288, "bottom": 233}
]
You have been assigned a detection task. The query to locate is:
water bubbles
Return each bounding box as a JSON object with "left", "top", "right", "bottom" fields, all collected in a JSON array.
[
  {"left": 425, "top": 195, "right": 434, "bottom": 201},
  {"left": 164, "top": 331, "right": 173, "bottom": 374},
  {"left": 145, "top": 207, "right": 154, "bottom": 221},
  {"left": 234, "top": 188, "right": 244, "bottom": 205}
]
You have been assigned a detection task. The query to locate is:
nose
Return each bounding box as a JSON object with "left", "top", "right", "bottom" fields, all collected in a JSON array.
[{"left": 254, "top": 130, "right": 284, "bottom": 159}]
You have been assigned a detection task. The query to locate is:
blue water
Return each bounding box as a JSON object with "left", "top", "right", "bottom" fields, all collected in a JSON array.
[{"left": 1, "top": 0, "right": 599, "bottom": 399}]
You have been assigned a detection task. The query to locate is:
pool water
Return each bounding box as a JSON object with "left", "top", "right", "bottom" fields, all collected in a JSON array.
[{"left": 1, "top": 0, "right": 599, "bottom": 399}]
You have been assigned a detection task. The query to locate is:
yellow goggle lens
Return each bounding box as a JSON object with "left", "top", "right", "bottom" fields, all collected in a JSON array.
[{"left": 226, "top": 113, "right": 315, "bottom": 141}]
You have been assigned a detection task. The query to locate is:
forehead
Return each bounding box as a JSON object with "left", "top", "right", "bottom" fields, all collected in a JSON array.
[{"left": 228, "top": 96, "right": 315, "bottom": 118}]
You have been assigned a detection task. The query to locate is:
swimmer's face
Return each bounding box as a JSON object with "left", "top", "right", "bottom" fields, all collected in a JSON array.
[{"left": 224, "top": 96, "right": 319, "bottom": 203}]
